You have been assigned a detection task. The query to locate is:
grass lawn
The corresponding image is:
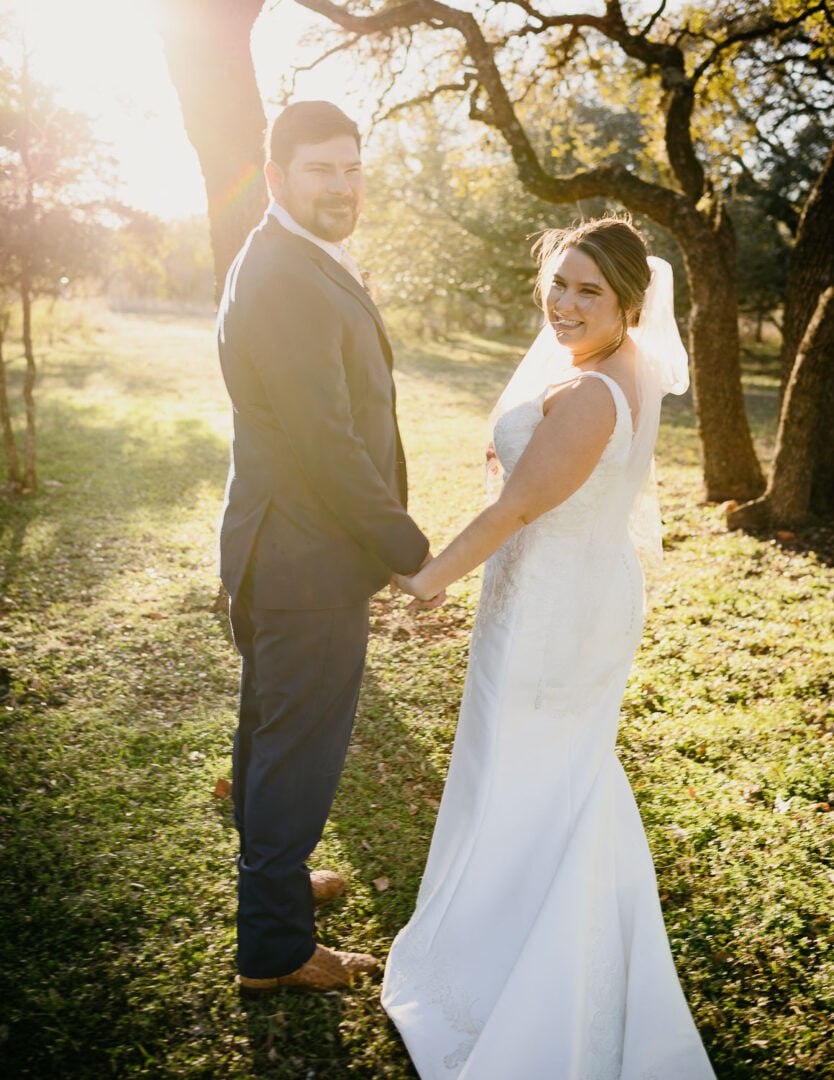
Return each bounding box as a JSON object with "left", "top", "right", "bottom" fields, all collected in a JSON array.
[{"left": 0, "top": 303, "right": 832, "bottom": 1078}]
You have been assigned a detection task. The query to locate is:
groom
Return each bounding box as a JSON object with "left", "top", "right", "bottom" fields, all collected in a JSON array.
[{"left": 217, "top": 101, "right": 434, "bottom": 992}]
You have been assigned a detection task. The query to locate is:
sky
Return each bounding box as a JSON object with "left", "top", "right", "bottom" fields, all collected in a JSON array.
[{"left": 1, "top": 0, "right": 358, "bottom": 219}]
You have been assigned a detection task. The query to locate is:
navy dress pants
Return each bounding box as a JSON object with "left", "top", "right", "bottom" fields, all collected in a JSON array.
[{"left": 229, "top": 592, "right": 369, "bottom": 979}]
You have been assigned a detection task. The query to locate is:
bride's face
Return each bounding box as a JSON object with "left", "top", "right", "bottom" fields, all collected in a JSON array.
[{"left": 545, "top": 246, "right": 624, "bottom": 362}]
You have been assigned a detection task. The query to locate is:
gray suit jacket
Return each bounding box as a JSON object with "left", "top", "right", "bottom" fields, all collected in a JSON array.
[{"left": 217, "top": 214, "right": 429, "bottom": 609}]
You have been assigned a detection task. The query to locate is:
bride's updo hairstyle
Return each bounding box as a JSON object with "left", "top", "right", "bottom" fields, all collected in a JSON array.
[{"left": 534, "top": 217, "right": 651, "bottom": 326}]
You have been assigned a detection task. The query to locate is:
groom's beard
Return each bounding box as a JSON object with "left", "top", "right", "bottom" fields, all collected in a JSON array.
[{"left": 287, "top": 195, "right": 360, "bottom": 243}]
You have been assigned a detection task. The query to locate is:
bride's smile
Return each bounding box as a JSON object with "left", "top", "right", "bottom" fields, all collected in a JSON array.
[{"left": 546, "top": 246, "right": 626, "bottom": 363}]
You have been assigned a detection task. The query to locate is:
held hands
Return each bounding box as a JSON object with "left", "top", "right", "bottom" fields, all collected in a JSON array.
[
  {"left": 393, "top": 571, "right": 446, "bottom": 609},
  {"left": 389, "top": 550, "right": 446, "bottom": 610}
]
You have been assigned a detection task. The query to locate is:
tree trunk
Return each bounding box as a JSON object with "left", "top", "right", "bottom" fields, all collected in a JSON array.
[
  {"left": 809, "top": 358, "right": 834, "bottom": 518},
  {"left": 676, "top": 206, "right": 765, "bottom": 502},
  {"left": 0, "top": 310, "right": 22, "bottom": 493},
  {"left": 728, "top": 287, "right": 834, "bottom": 529},
  {"left": 19, "top": 52, "right": 37, "bottom": 494},
  {"left": 779, "top": 142, "right": 834, "bottom": 391},
  {"left": 20, "top": 271, "right": 36, "bottom": 493},
  {"left": 729, "top": 140, "right": 834, "bottom": 529},
  {"left": 159, "top": 0, "right": 268, "bottom": 295}
]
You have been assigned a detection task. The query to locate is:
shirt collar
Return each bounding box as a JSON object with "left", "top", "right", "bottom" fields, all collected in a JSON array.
[{"left": 268, "top": 201, "right": 344, "bottom": 265}]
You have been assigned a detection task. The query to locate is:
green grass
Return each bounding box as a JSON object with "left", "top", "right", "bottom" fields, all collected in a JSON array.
[{"left": 1, "top": 303, "right": 832, "bottom": 1077}]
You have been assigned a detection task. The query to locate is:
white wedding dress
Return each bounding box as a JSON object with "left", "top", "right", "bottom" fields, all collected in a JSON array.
[{"left": 382, "top": 371, "right": 715, "bottom": 1080}]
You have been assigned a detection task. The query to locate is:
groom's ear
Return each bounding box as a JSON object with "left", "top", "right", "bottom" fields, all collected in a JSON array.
[{"left": 265, "top": 159, "right": 285, "bottom": 199}]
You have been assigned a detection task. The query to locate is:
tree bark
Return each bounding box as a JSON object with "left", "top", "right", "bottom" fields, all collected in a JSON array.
[
  {"left": 779, "top": 142, "right": 834, "bottom": 390},
  {"left": 677, "top": 205, "right": 764, "bottom": 502},
  {"left": 19, "top": 50, "right": 37, "bottom": 493},
  {"left": 20, "top": 268, "right": 36, "bottom": 493},
  {"left": 730, "top": 141, "right": 834, "bottom": 529},
  {"left": 728, "top": 287, "right": 834, "bottom": 529},
  {"left": 158, "top": 0, "right": 268, "bottom": 295},
  {"left": 0, "top": 310, "right": 22, "bottom": 493}
]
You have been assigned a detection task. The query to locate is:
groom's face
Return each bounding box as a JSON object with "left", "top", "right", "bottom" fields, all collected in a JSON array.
[{"left": 267, "top": 135, "right": 364, "bottom": 243}]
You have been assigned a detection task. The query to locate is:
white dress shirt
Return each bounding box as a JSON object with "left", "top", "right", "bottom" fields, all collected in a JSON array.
[{"left": 268, "top": 201, "right": 364, "bottom": 285}]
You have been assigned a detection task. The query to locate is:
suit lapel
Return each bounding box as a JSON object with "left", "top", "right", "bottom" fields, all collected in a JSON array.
[{"left": 264, "top": 216, "right": 393, "bottom": 364}]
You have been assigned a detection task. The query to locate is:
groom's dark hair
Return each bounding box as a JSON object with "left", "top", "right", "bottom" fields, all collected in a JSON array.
[{"left": 266, "top": 101, "right": 361, "bottom": 168}]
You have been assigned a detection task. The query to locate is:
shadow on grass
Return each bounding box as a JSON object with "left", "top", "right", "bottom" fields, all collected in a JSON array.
[
  {"left": 334, "top": 659, "right": 452, "bottom": 933},
  {"left": 210, "top": 657, "right": 443, "bottom": 1078},
  {"left": 32, "top": 314, "right": 217, "bottom": 401},
  {"left": 239, "top": 993, "right": 351, "bottom": 1079},
  {"left": 0, "top": 395, "right": 228, "bottom": 607},
  {"left": 396, "top": 333, "right": 523, "bottom": 411}
]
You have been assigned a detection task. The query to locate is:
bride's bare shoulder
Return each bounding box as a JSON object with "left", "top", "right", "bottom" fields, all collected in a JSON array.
[
  {"left": 543, "top": 373, "right": 614, "bottom": 417},
  {"left": 541, "top": 377, "right": 617, "bottom": 444}
]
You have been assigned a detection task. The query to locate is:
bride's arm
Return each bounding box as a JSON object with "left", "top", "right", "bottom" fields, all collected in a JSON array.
[{"left": 398, "top": 378, "right": 616, "bottom": 601}]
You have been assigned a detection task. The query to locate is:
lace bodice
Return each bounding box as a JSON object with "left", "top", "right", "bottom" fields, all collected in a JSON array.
[{"left": 491, "top": 372, "right": 633, "bottom": 533}]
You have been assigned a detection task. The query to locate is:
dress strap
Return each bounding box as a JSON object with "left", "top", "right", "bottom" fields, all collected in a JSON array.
[{"left": 575, "top": 370, "right": 634, "bottom": 435}]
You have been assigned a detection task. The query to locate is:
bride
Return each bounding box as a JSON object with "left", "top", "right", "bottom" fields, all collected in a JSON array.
[{"left": 382, "top": 217, "right": 716, "bottom": 1079}]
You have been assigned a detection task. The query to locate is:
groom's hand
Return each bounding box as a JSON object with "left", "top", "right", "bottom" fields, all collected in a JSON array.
[
  {"left": 398, "top": 551, "right": 446, "bottom": 611},
  {"left": 390, "top": 548, "right": 431, "bottom": 598}
]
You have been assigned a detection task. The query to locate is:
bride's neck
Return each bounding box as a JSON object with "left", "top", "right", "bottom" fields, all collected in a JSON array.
[{"left": 570, "top": 332, "right": 634, "bottom": 371}]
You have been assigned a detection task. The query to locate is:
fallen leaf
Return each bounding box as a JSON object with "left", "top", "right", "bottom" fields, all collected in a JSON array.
[
  {"left": 373, "top": 876, "right": 390, "bottom": 892},
  {"left": 720, "top": 500, "right": 738, "bottom": 514},
  {"left": 776, "top": 530, "right": 796, "bottom": 542},
  {"left": 212, "top": 778, "right": 232, "bottom": 799},
  {"left": 144, "top": 612, "right": 166, "bottom": 620},
  {"left": 687, "top": 785, "right": 696, "bottom": 798}
]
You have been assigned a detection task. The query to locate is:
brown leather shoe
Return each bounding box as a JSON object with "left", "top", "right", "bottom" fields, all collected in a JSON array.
[
  {"left": 310, "top": 870, "right": 346, "bottom": 905},
  {"left": 236, "top": 944, "right": 379, "bottom": 994}
]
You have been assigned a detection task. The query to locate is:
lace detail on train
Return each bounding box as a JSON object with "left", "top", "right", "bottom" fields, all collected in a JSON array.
[{"left": 382, "top": 927, "right": 485, "bottom": 1071}]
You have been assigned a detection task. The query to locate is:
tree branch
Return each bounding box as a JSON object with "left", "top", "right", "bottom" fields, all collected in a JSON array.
[
  {"left": 283, "top": 34, "right": 362, "bottom": 100},
  {"left": 692, "top": 3, "right": 831, "bottom": 83},
  {"left": 374, "top": 73, "right": 478, "bottom": 123},
  {"left": 294, "top": 0, "right": 694, "bottom": 226}
]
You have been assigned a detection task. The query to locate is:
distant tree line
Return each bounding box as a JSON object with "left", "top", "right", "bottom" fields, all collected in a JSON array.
[
  {"left": 107, "top": 213, "right": 214, "bottom": 314},
  {"left": 0, "top": 37, "right": 112, "bottom": 493},
  {"left": 0, "top": 20, "right": 213, "bottom": 494}
]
